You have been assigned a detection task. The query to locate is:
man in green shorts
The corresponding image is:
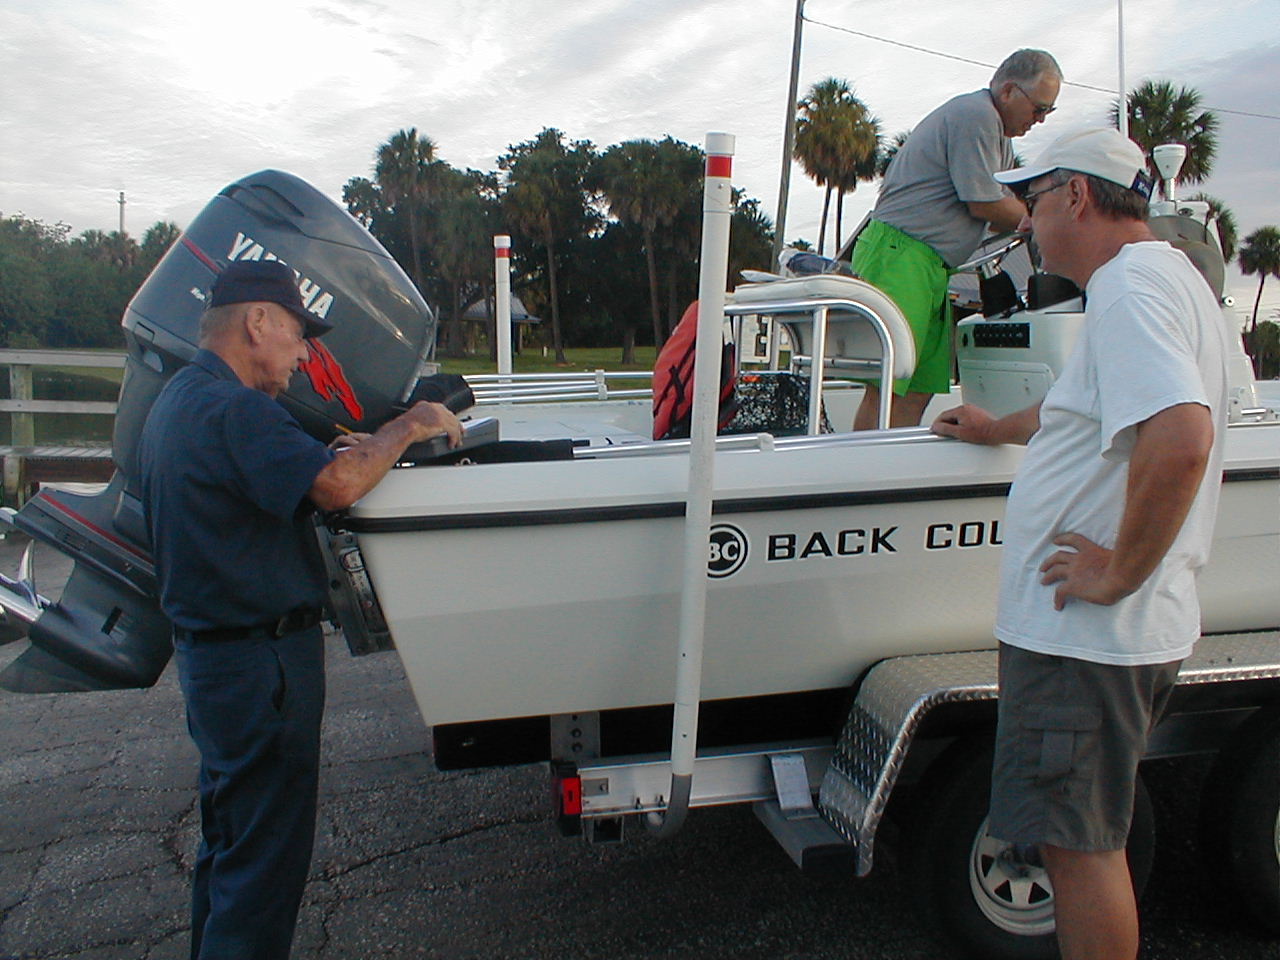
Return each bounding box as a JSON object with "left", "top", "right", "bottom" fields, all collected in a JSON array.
[{"left": 852, "top": 48, "right": 1061, "bottom": 429}]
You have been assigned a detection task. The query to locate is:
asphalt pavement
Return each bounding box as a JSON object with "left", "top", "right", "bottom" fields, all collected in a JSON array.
[{"left": 0, "top": 529, "right": 1272, "bottom": 960}]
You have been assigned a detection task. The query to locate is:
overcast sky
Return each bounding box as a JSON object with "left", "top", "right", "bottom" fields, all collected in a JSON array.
[{"left": 2, "top": 0, "right": 1277, "bottom": 323}]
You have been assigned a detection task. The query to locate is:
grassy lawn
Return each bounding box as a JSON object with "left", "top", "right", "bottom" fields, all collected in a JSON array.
[{"left": 437, "top": 346, "right": 657, "bottom": 376}]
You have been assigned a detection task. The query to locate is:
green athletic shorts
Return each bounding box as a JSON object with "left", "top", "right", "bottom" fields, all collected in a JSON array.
[{"left": 851, "top": 219, "right": 953, "bottom": 395}]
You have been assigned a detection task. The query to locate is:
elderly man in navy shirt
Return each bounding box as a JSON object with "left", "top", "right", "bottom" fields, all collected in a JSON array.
[{"left": 139, "top": 259, "right": 461, "bottom": 960}]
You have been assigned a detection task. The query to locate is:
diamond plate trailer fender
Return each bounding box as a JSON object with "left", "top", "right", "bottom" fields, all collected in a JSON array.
[{"left": 818, "top": 630, "right": 1280, "bottom": 876}]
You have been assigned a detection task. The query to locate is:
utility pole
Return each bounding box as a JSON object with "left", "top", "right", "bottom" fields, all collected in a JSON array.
[
  {"left": 771, "top": 0, "right": 805, "bottom": 272},
  {"left": 118, "top": 192, "right": 126, "bottom": 234}
]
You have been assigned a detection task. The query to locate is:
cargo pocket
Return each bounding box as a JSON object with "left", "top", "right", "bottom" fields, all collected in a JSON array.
[{"left": 1024, "top": 705, "right": 1101, "bottom": 783}]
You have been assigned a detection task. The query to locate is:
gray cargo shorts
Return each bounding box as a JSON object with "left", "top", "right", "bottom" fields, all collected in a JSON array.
[{"left": 988, "top": 642, "right": 1181, "bottom": 851}]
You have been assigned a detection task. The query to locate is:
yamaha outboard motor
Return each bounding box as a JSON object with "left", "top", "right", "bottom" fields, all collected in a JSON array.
[{"left": 0, "top": 170, "right": 438, "bottom": 692}]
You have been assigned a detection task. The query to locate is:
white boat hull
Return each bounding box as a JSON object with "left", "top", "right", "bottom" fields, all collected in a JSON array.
[{"left": 350, "top": 422, "right": 1280, "bottom": 726}]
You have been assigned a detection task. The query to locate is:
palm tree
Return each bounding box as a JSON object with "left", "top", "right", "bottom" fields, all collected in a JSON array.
[
  {"left": 500, "top": 128, "right": 597, "bottom": 363},
  {"left": 876, "top": 130, "right": 911, "bottom": 179},
  {"left": 1110, "top": 81, "right": 1218, "bottom": 194},
  {"left": 342, "top": 176, "right": 383, "bottom": 228},
  {"left": 1186, "top": 192, "right": 1238, "bottom": 263},
  {"left": 1239, "top": 226, "right": 1280, "bottom": 373},
  {"left": 140, "top": 221, "right": 181, "bottom": 266},
  {"left": 829, "top": 114, "right": 881, "bottom": 250},
  {"left": 595, "top": 137, "right": 700, "bottom": 347},
  {"left": 375, "top": 128, "right": 436, "bottom": 293},
  {"left": 429, "top": 166, "right": 498, "bottom": 358},
  {"left": 794, "top": 78, "right": 879, "bottom": 254}
]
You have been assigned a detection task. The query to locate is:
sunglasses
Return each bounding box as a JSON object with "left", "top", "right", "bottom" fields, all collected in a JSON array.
[
  {"left": 1020, "top": 180, "right": 1071, "bottom": 215},
  {"left": 1013, "top": 84, "right": 1056, "bottom": 118}
]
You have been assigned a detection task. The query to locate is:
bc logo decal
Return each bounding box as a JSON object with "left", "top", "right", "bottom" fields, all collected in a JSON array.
[{"left": 707, "top": 523, "right": 749, "bottom": 579}]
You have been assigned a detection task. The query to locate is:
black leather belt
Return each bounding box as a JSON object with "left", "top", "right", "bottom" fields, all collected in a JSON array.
[{"left": 178, "top": 606, "right": 324, "bottom": 643}]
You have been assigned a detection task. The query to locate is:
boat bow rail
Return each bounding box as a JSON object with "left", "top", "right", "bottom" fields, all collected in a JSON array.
[
  {"left": 725, "top": 276, "right": 917, "bottom": 433},
  {"left": 469, "top": 370, "right": 653, "bottom": 405}
]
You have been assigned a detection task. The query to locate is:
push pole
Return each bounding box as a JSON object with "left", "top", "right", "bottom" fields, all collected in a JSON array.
[
  {"left": 648, "top": 132, "right": 736, "bottom": 837},
  {"left": 494, "top": 235, "right": 513, "bottom": 378}
]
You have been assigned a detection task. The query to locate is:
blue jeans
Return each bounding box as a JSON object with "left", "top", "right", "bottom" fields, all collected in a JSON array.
[{"left": 174, "top": 625, "right": 325, "bottom": 960}]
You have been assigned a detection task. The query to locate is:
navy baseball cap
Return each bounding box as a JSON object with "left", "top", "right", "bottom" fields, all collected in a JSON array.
[{"left": 209, "top": 260, "right": 332, "bottom": 338}]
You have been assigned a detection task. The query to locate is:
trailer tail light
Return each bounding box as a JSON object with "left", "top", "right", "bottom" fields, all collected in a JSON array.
[{"left": 551, "top": 761, "right": 582, "bottom": 836}]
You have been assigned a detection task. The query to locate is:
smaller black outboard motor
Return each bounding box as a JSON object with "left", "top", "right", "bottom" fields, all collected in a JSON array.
[{"left": 1, "top": 170, "right": 439, "bottom": 693}]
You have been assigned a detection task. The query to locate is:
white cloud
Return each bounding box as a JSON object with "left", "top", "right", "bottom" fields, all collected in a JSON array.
[{"left": 1, "top": 0, "right": 1274, "bottom": 325}]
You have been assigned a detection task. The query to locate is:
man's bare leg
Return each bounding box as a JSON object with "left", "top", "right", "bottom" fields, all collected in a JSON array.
[
  {"left": 1041, "top": 845, "right": 1138, "bottom": 960},
  {"left": 853, "top": 386, "right": 933, "bottom": 430}
]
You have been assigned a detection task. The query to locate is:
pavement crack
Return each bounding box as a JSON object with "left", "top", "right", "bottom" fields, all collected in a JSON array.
[
  {"left": 160, "top": 792, "right": 200, "bottom": 877},
  {"left": 318, "top": 812, "right": 546, "bottom": 881}
]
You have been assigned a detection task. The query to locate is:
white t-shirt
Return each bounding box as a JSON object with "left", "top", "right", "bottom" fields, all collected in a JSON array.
[{"left": 995, "top": 241, "right": 1230, "bottom": 665}]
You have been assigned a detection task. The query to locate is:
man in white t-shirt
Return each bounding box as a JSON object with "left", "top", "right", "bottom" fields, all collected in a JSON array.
[{"left": 932, "top": 127, "right": 1230, "bottom": 960}]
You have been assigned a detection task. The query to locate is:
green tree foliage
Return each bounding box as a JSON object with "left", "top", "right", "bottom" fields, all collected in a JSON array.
[
  {"left": 429, "top": 167, "right": 500, "bottom": 358},
  {"left": 141, "top": 221, "right": 181, "bottom": 266},
  {"left": 729, "top": 192, "right": 775, "bottom": 285},
  {"left": 339, "top": 128, "right": 771, "bottom": 359},
  {"left": 0, "top": 214, "right": 179, "bottom": 348},
  {"left": 581, "top": 221, "right": 650, "bottom": 364},
  {"left": 594, "top": 137, "right": 702, "bottom": 347},
  {"left": 341, "top": 176, "right": 382, "bottom": 229},
  {"left": 9, "top": 121, "right": 775, "bottom": 359},
  {"left": 375, "top": 128, "right": 436, "bottom": 293},
  {"left": 1111, "top": 81, "right": 1219, "bottom": 193},
  {"left": 1239, "top": 226, "right": 1280, "bottom": 374},
  {"left": 876, "top": 130, "right": 911, "bottom": 179},
  {"left": 1186, "top": 192, "right": 1238, "bottom": 263},
  {"left": 0, "top": 216, "right": 62, "bottom": 347},
  {"left": 499, "top": 128, "right": 599, "bottom": 363},
  {"left": 794, "top": 78, "right": 880, "bottom": 255},
  {"left": 1252, "top": 319, "right": 1280, "bottom": 380}
]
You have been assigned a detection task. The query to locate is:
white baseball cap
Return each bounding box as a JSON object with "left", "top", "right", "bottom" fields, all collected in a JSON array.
[{"left": 994, "top": 127, "right": 1154, "bottom": 198}]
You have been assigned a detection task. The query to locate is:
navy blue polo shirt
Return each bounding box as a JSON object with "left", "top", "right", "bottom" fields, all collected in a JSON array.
[{"left": 139, "top": 350, "right": 335, "bottom": 631}]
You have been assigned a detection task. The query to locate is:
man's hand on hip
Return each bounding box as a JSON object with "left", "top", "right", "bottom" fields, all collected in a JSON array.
[{"left": 1039, "top": 532, "right": 1132, "bottom": 610}]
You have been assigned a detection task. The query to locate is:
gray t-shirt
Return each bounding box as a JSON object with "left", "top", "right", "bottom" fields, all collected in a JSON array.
[{"left": 873, "top": 89, "right": 1014, "bottom": 268}]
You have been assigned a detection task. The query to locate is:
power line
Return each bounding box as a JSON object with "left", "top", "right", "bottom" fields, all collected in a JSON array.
[{"left": 803, "top": 15, "right": 1280, "bottom": 121}]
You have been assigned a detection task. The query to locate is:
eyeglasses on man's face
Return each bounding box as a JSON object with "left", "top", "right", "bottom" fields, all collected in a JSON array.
[
  {"left": 1021, "top": 180, "right": 1069, "bottom": 215},
  {"left": 1013, "top": 83, "right": 1056, "bottom": 118}
]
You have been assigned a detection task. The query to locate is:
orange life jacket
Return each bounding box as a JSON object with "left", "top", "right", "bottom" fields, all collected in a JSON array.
[{"left": 651, "top": 300, "right": 738, "bottom": 440}]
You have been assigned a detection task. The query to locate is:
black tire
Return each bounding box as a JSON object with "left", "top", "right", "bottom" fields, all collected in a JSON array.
[
  {"left": 1199, "top": 707, "right": 1280, "bottom": 937},
  {"left": 905, "top": 736, "right": 1155, "bottom": 960}
]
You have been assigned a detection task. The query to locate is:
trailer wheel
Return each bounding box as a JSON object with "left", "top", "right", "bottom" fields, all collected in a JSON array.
[
  {"left": 906, "top": 737, "right": 1154, "bottom": 960},
  {"left": 1199, "top": 707, "right": 1280, "bottom": 937}
]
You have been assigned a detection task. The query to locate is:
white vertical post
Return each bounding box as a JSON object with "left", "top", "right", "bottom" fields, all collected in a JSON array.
[
  {"left": 650, "top": 132, "right": 735, "bottom": 837},
  {"left": 494, "top": 235, "right": 513, "bottom": 378},
  {"left": 1117, "top": 0, "right": 1129, "bottom": 139}
]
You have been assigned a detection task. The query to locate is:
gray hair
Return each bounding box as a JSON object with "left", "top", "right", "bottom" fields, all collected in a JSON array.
[
  {"left": 1036, "top": 169, "right": 1149, "bottom": 221},
  {"left": 197, "top": 303, "right": 245, "bottom": 346},
  {"left": 991, "top": 49, "right": 1062, "bottom": 89}
]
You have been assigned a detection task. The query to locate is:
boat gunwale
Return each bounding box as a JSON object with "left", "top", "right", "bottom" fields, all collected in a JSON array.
[{"left": 337, "top": 465, "right": 1277, "bottom": 535}]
